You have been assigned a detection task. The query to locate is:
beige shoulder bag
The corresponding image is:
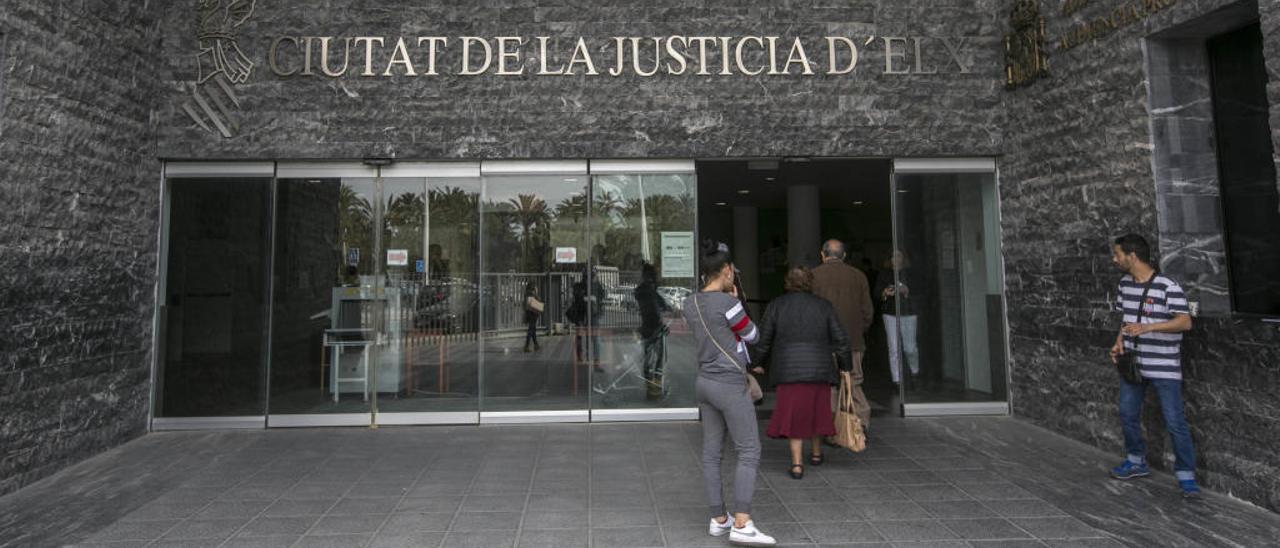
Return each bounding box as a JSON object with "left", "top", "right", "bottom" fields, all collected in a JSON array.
[{"left": 693, "top": 293, "right": 763, "bottom": 402}]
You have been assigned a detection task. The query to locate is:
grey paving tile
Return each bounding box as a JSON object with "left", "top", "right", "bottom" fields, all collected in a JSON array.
[
  {"left": 784, "top": 502, "right": 862, "bottom": 523},
  {"left": 219, "top": 485, "right": 286, "bottom": 501},
  {"left": 918, "top": 501, "right": 999, "bottom": 519},
  {"left": 238, "top": 516, "right": 321, "bottom": 537},
  {"left": 983, "top": 500, "right": 1069, "bottom": 518},
  {"left": 284, "top": 484, "right": 350, "bottom": 500},
  {"left": 1010, "top": 517, "right": 1105, "bottom": 540},
  {"left": 758, "top": 521, "right": 813, "bottom": 544},
  {"left": 449, "top": 511, "right": 520, "bottom": 531},
  {"left": 590, "top": 526, "right": 665, "bottom": 548},
  {"left": 888, "top": 542, "right": 969, "bottom": 548},
  {"left": 220, "top": 536, "right": 301, "bottom": 548},
  {"left": 366, "top": 532, "right": 447, "bottom": 548},
  {"left": 379, "top": 512, "right": 454, "bottom": 534},
  {"left": 931, "top": 470, "right": 1005, "bottom": 484},
  {"left": 525, "top": 492, "right": 587, "bottom": 511},
  {"left": 590, "top": 507, "right": 658, "bottom": 528},
  {"left": 521, "top": 510, "right": 585, "bottom": 530},
  {"left": 329, "top": 497, "right": 400, "bottom": 515},
  {"left": 849, "top": 501, "right": 931, "bottom": 521},
  {"left": 122, "top": 501, "right": 208, "bottom": 521},
  {"left": 1041, "top": 539, "right": 1125, "bottom": 547},
  {"left": 347, "top": 483, "right": 410, "bottom": 498},
  {"left": 774, "top": 487, "right": 846, "bottom": 504},
  {"left": 657, "top": 505, "right": 714, "bottom": 527},
  {"left": 295, "top": 533, "right": 373, "bottom": 547},
  {"left": 871, "top": 520, "right": 962, "bottom": 542},
  {"left": 516, "top": 528, "right": 588, "bottom": 548},
  {"left": 193, "top": 500, "right": 273, "bottom": 519},
  {"left": 660, "top": 525, "right": 726, "bottom": 547},
  {"left": 149, "top": 539, "right": 226, "bottom": 548},
  {"left": 441, "top": 530, "right": 517, "bottom": 548},
  {"left": 308, "top": 514, "right": 387, "bottom": 535},
  {"left": 160, "top": 518, "right": 248, "bottom": 540},
  {"left": 87, "top": 520, "right": 181, "bottom": 542},
  {"left": 898, "top": 484, "right": 973, "bottom": 502},
  {"left": 941, "top": 518, "right": 1033, "bottom": 540},
  {"left": 959, "top": 482, "right": 1039, "bottom": 501},
  {"left": 461, "top": 494, "right": 527, "bottom": 512},
  {"left": 263, "top": 498, "right": 337, "bottom": 517},
  {"left": 968, "top": 540, "right": 1050, "bottom": 548},
  {"left": 395, "top": 496, "right": 464, "bottom": 513},
  {"left": 590, "top": 491, "right": 653, "bottom": 509},
  {"left": 841, "top": 484, "right": 910, "bottom": 502},
  {"left": 805, "top": 521, "right": 886, "bottom": 543},
  {"left": 878, "top": 471, "right": 946, "bottom": 485}
]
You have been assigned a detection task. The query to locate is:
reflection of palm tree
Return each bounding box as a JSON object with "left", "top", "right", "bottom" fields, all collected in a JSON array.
[
  {"left": 385, "top": 192, "right": 425, "bottom": 246},
  {"left": 338, "top": 185, "right": 373, "bottom": 271},
  {"left": 554, "top": 193, "right": 588, "bottom": 223},
  {"left": 510, "top": 194, "right": 549, "bottom": 270}
]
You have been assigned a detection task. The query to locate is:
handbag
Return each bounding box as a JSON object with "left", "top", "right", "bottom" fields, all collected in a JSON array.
[
  {"left": 1116, "top": 272, "right": 1156, "bottom": 384},
  {"left": 526, "top": 295, "right": 545, "bottom": 313},
  {"left": 833, "top": 373, "right": 866, "bottom": 452},
  {"left": 693, "top": 294, "right": 763, "bottom": 403}
]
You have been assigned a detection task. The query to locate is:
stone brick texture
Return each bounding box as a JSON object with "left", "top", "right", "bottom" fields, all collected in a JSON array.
[
  {"left": 0, "top": 3, "right": 162, "bottom": 496},
  {"left": 1001, "top": 0, "right": 1280, "bottom": 511}
]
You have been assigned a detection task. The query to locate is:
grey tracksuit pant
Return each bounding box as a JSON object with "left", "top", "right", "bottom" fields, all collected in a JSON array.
[{"left": 696, "top": 376, "right": 761, "bottom": 518}]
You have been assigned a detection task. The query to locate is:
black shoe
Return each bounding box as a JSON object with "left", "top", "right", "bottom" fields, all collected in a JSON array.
[
  {"left": 788, "top": 464, "right": 804, "bottom": 480},
  {"left": 809, "top": 454, "right": 824, "bottom": 466}
]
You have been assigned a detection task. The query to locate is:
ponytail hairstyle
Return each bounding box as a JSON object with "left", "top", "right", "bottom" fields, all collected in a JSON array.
[{"left": 699, "top": 239, "right": 732, "bottom": 286}]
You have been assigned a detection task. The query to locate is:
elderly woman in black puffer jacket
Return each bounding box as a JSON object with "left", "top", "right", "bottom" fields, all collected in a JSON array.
[{"left": 755, "top": 266, "right": 852, "bottom": 479}]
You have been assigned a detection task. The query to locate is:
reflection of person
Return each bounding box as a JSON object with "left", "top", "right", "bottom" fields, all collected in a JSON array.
[
  {"left": 757, "top": 266, "right": 852, "bottom": 480},
  {"left": 874, "top": 250, "right": 919, "bottom": 385},
  {"left": 634, "top": 263, "right": 669, "bottom": 399},
  {"left": 523, "top": 281, "right": 543, "bottom": 352},
  {"left": 811, "top": 240, "right": 873, "bottom": 432},
  {"left": 1106, "top": 234, "right": 1199, "bottom": 498},
  {"left": 683, "top": 240, "right": 775, "bottom": 546},
  {"left": 568, "top": 267, "right": 606, "bottom": 371},
  {"left": 428, "top": 243, "right": 450, "bottom": 280}
]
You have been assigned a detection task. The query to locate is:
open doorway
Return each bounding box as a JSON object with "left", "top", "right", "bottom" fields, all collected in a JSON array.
[{"left": 695, "top": 158, "right": 897, "bottom": 416}]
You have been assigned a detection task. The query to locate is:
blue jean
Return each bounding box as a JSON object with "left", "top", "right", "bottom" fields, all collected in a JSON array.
[{"left": 1118, "top": 377, "right": 1197, "bottom": 480}]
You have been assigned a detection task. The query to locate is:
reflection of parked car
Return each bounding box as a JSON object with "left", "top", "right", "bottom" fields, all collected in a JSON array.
[
  {"left": 656, "top": 286, "right": 691, "bottom": 310},
  {"left": 413, "top": 277, "right": 478, "bottom": 333}
]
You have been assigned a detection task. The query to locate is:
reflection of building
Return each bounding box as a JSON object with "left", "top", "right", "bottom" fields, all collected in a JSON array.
[{"left": 5, "top": 0, "right": 1280, "bottom": 513}]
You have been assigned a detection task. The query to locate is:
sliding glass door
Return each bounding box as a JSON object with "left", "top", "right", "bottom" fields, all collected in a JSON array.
[{"left": 890, "top": 159, "right": 1009, "bottom": 416}]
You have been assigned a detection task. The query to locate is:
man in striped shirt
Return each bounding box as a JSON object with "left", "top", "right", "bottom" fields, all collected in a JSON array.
[{"left": 1107, "top": 234, "right": 1200, "bottom": 499}]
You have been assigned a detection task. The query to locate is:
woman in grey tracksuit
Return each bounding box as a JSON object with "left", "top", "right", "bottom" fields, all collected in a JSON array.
[{"left": 683, "top": 241, "right": 776, "bottom": 547}]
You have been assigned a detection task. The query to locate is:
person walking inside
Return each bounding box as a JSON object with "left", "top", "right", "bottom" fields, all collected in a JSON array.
[
  {"left": 684, "top": 240, "right": 776, "bottom": 546},
  {"left": 1107, "top": 234, "right": 1200, "bottom": 499},
  {"left": 634, "top": 263, "right": 670, "bottom": 399},
  {"left": 874, "top": 250, "right": 921, "bottom": 386},
  {"left": 811, "top": 239, "right": 873, "bottom": 432},
  {"left": 756, "top": 266, "right": 852, "bottom": 479},
  {"left": 523, "top": 281, "right": 543, "bottom": 352}
]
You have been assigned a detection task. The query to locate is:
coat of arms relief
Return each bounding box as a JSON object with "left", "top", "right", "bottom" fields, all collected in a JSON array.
[{"left": 180, "top": 0, "right": 256, "bottom": 138}]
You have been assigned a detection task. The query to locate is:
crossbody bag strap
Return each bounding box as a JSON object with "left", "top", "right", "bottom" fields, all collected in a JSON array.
[
  {"left": 693, "top": 293, "right": 747, "bottom": 375},
  {"left": 1126, "top": 271, "right": 1159, "bottom": 345}
]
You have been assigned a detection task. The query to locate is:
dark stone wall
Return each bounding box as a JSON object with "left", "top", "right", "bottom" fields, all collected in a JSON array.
[
  {"left": 1000, "top": 0, "right": 1280, "bottom": 511},
  {"left": 153, "top": 0, "right": 1006, "bottom": 159},
  {"left": 0, "top": 5, "right": 162, "bottom": 495}
]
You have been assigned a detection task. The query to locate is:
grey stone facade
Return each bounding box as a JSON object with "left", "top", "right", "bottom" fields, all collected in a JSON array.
[
  {"left": 0, "top": 4, "right": 162, "bottom": 496},
  {"left": 1, "top": 0, "right": 1278, "bottom": 514},
  {"left": 1001, "top": 0, "right": 1280, "bottom": 511}
]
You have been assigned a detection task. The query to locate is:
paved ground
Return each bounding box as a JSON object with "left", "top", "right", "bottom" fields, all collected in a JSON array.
[{"left": 2, "top": 416, "right": 1278, "bottom": 548}]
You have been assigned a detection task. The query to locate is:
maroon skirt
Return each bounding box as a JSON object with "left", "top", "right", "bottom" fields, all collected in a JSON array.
[{"left": 766, "top": 383, "right": 835, "bottom": 439}]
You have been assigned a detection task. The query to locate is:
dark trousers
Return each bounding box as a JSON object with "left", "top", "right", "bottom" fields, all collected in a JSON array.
[{"left": 1119, "top": 377, "right": 1197, "bottom": 480}]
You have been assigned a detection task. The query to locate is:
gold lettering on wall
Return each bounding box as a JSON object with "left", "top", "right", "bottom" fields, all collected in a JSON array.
[{"left": 1058, "top": 0, "right": 1177, "bottom": 50}]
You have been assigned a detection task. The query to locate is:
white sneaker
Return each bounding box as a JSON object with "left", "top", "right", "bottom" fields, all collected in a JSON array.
[
  {"left": 708, "top": 514, "right": 733, "bottom": 536},
  {"left": 730, "top": 520, "right": 777, "bottom": 546}
]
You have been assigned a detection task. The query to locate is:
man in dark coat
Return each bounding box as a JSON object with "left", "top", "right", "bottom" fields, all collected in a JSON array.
[{"left": 810, "top": 239, "right": 873, "bottom": 430}]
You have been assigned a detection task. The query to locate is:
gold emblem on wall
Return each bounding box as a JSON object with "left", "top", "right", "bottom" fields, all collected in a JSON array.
[
  {"left": 179, "top": 0, "right": 256, "bottom": 138},
  {"left": 1005, "top": 0, "right": 1049, "bottom": 89}
]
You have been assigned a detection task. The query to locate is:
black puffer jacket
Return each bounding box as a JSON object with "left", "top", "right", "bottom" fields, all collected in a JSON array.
[{"left": 756, "top": 292, "right": 853, "bottom": 385}]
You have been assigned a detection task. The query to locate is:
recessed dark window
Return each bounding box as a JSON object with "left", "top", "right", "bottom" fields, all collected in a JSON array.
[{"left": 1207, "top": 22, "right": 1280, "bottom": 317}]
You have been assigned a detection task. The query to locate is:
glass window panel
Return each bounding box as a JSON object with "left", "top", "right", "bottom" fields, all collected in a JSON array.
[
  {"left": 891, "top": 171, "right": 1008, "bottom": 404},
  {"left": 479, "top": 174, "right": 590, "bottom": 412},
  {"left": 156, "top": 177, "right": 271, "bottom": 417},
  {"left": 377, "top": 177, "right": 481, "bottom": 413},
  {"left": 268, "top": 177, "right": 377, "bottom": 415},
  {"left": 589, "top": 173, "right": 699, "bottom": 409}
]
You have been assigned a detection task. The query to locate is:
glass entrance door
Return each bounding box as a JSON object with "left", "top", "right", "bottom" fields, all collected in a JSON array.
[{"left": 890, "top": 159, "right": 1009, "bottom": 416}]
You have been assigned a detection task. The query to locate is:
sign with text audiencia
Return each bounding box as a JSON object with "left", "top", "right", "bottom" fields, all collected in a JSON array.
[{"left": 267, "top": 35, "right": 975, "bottom": 79}]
